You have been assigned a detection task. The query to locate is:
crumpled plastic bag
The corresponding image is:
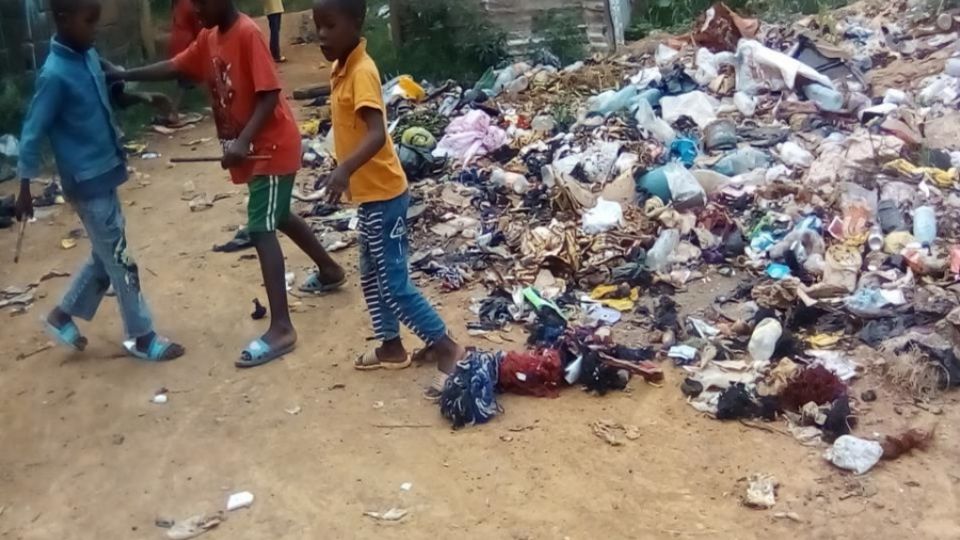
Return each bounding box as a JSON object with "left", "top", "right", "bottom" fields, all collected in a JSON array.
[
  {"left": 661, "top": 91, "right": 719, "bottom": 129},
  {"left": 433, "top": 110, "right": 508, "bottom": 165},
  {"left": 581, "top": 198, "right": 624, "bottom": 234},
  {"left": 776, "top": 141, "right": 814, "bottom": 169},
  {"left": 664, "top": 162, "right": 707, "bottom": 209},
  {"left": 824, "top": 435, "right": 883, "bottom": 474},
  {"left": 736, "top": 39, "right": 834, "bottom": 95},
  {"left": 383, "top": 75, "right": 425, "bottom": 104},
  {"left": 635, "top": 100, "right": 676, "bottom": 144}
]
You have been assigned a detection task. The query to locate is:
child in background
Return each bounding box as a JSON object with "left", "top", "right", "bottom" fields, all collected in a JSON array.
[
  {"left": 16, "top": 0, "right": 185, "bottom": 361},
  {"left": 114, "top": 0, "right": 345, "bottom": 368},
  {"left": 264, "top": 0, "right": 286, "bottom": 63},
  {"left": 167, "top": 0, "right": 202, "bottom": 124},
  {"left": 313, "top": 0, "right": 464, "bottom": 398}
]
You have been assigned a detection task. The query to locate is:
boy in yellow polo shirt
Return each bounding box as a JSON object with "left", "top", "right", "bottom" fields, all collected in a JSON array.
[{"left": 313, "top": 0, "right": 464, "bottom": 398}]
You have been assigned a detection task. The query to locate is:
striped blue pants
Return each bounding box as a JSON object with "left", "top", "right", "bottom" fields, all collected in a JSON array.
[{"left": 358, "top": 191, "right": 446, "bottom": 345}]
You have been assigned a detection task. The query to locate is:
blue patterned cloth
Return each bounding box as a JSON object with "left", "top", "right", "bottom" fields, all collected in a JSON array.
[{"left": 440, "top": 349, "right": 503, "bottom": 429}]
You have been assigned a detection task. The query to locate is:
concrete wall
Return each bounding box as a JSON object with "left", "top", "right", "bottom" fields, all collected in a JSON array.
[
  {"left": 478, "top": 0, "right": 630, "bottom": 56},
  {"left": 0, "top": 0, "right": 145, "bottom": 75}
]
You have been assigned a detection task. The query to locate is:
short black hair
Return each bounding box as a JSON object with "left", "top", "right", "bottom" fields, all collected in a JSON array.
[{"left": 317, "top": 0, "right": 366, "bottom": 24}]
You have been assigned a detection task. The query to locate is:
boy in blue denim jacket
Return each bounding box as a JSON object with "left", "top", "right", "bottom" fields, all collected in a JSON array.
[{"left": 15, "top": 0, "right": 184, "bottom": 361}]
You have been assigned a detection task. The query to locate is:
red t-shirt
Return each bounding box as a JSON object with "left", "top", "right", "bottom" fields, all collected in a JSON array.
[
  {"left": 173, "top": 14, "right": 301, "bottom": 184},
  {"left": 169, "top": 0, "right": 201, "bottom": 58}
]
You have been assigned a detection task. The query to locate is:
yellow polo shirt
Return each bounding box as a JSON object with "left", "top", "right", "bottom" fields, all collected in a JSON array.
[
  {"left": 330, "top": 39, "right": 408, "bottom": 204},
  {"left": 263, "top": 0, "right": 283, "bottom": 15}
]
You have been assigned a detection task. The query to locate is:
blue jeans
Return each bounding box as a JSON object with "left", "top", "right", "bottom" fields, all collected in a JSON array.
[
  {"left": 359, "top": 191, "right": 446, "bottom": 345},
  {"left": 60, "top": 190, "right": 153, "bottom": 338}
]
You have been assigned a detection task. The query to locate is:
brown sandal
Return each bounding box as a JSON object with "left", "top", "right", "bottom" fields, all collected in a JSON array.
[{"left": 354, "top": 350, "right": 411, "bottom": 371}]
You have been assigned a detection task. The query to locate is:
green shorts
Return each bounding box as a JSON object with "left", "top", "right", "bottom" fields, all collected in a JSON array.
[{"left": 247, "top": 174, "right": 294, "bottom": 233}]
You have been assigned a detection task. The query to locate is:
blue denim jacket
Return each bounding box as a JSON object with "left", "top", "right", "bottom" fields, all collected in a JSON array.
[{"left": 17, "top": 36, "right": 127, "bottom": 198}]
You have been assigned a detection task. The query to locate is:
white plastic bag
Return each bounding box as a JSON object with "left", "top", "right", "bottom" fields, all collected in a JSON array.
[
  {"left": 581, "top": 197, "right": 624, "bottom": 234},
  {"left": 777, "top": 141, "right": 814, "bottom": 168},
  {"left": 735, "top": 40, "right": 834, "bottom": 95},
  {"left": 824, "top": 435, "right": 883, "bottom": 475},
  {"left": 635, "top": 100, "right": 676, "bottom": 144},
  {"left": 661, "top": 91, "right": 719, "bottom": 129},
  {"left": 733, "top": 91, "right": 757, "bottom": 117},
  {"left": 656, "top": 44, "right": 680, "bottom": 66},
  {"left": 748, "top": 318, "right": 782, "bottom": 363},
  {"left": 664, "top": 161, "right": 707, "bottom": 209}
]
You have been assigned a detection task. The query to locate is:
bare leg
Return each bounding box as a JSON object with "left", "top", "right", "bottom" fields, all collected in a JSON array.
[
  {"left": 251, "top": 231, "right": 297, "bottom": 348},
  {"left": 278, "top": 214, "right": 345, "bottom": 284}
]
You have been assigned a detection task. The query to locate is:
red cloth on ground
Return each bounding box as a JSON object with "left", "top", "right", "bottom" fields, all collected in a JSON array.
[{"left": 499, "top": 349, "right": 563, "bottom": 398}]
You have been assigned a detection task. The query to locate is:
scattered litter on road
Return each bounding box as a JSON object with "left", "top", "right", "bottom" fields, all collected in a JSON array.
[
  {"left": 165, "top": 512, "right": 224, "bottom": 540},
  {"left": 744, "top": 473, "right": 778, "bottom": 509},
  {"left": 226, "top": 491, "right": 255, "bottom": 511},
  {"left": 363, "top": 507, "right": 408, "bottom": 521}
]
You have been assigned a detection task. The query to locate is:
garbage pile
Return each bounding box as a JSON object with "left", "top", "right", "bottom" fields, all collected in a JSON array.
[{"left": 292, "top": 1, "right": 960, "bottom": 456}]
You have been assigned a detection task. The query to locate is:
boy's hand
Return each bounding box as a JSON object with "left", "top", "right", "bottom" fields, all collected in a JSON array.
[
  {"left": 321, "top": 167, "right": 350, "bottom": 205},
  {"left": 221, "top": 139, "right": 250, "bottom": 169},
  {"left": 15, "top": 181, "right": 33, "bottom": 221},
  {"left": 101, "top": 60, "right": 125, "bottom": 81}
]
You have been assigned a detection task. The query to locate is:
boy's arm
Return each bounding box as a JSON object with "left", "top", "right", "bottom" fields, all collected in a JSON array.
[
  {"left": 323, "top": 107, "right": 386, "bottom": 204},
  {"left": 116, "top": 60, "right": 180, "bottom": 82},
  {"left": 15, "top": 72, "right": 63, "bottom": 220},
  {"left": 222, "top": 90, "right": 280, "bottom": 169}
]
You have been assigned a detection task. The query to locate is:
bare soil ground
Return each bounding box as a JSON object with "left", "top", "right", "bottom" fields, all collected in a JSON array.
[{"left": 2, "top": 12, "right": 960, "bottom": 540}]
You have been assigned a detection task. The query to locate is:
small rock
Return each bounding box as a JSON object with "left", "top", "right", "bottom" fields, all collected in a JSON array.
[
  {"left": 773, "top": 511, "right": 802, "bottom": 523},
  {"left": 112, "top": 434, "right": 125, "bottom": 445},
  {"left": 860, "top": 389, "right": 877, "bottom": 402},
  {"left": 155, "top": 517, "right": 175, "bottom": 529}
]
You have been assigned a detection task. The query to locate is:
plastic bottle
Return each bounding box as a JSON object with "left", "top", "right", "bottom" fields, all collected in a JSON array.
[
  {"left": 587, "top": 85, "right": 640, "bottom": 116},
  {"left": 712, "top": 147, "right": 772, "bottom": 176},
  {"left": 804, "top": 83, "right": 844, "bottom": 112},
  {"left": 748, "top": 318, "right": 782, "bottom": 363},
  {"left": 646, "top": 229, "right": 680, "bottom": 271},
  {"left": 504, "top": 75, "right": 530, "bottom": 98},
  {"left": 490, "top": 168, "right": 530, "bottom": 195},
  {"left": 913, "top": 206, "right": 937, "bottom": 245},
  {"left": 531, "top": 115, "right": 556, "bottom": 133},
  {"left": 946, "top": 58, "right": 960, "bottom": 78}
]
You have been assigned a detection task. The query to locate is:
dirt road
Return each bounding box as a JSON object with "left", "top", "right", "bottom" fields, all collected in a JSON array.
[{"left": 1, "top": 13, "right": 959, "bottom": 540}]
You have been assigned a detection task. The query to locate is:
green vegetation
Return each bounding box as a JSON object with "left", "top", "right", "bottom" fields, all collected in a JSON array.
[
  {"left": 532, "top": 9, "right": 588, "bottom": 66},
  {"left": 626, "top": 0, "right": 850, "bottom": 41},
  {"left": 364, "top": 0, "right": 507, "bottom": 83}
]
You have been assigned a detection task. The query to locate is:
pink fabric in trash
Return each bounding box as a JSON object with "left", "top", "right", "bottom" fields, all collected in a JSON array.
[{"left": 433, "top": 110, "right": 508, "bottom": 165}]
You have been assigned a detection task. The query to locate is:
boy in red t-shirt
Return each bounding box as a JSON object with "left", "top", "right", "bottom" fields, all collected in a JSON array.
[{"left": 115, "top": 0, "right": 345, "bottom": 367}]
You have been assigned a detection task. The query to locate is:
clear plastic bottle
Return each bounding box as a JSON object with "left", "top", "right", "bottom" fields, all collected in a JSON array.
[
  {"left": 804, "top": 83, "right": 844, "bottom": 112},
  {"left": 913, "top": 206, "right": 937, "bottom": 245}
]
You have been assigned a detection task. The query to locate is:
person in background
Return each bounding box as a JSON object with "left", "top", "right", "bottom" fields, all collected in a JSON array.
[
  {"left": 264, "top": 0, "right": 285, "bottom": 63},
  {"left": 167, "top": 0, "right": 202, "bottom": 125},
  {"left": 16, "top": 0, "right": 185, "bottom": 361}
]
